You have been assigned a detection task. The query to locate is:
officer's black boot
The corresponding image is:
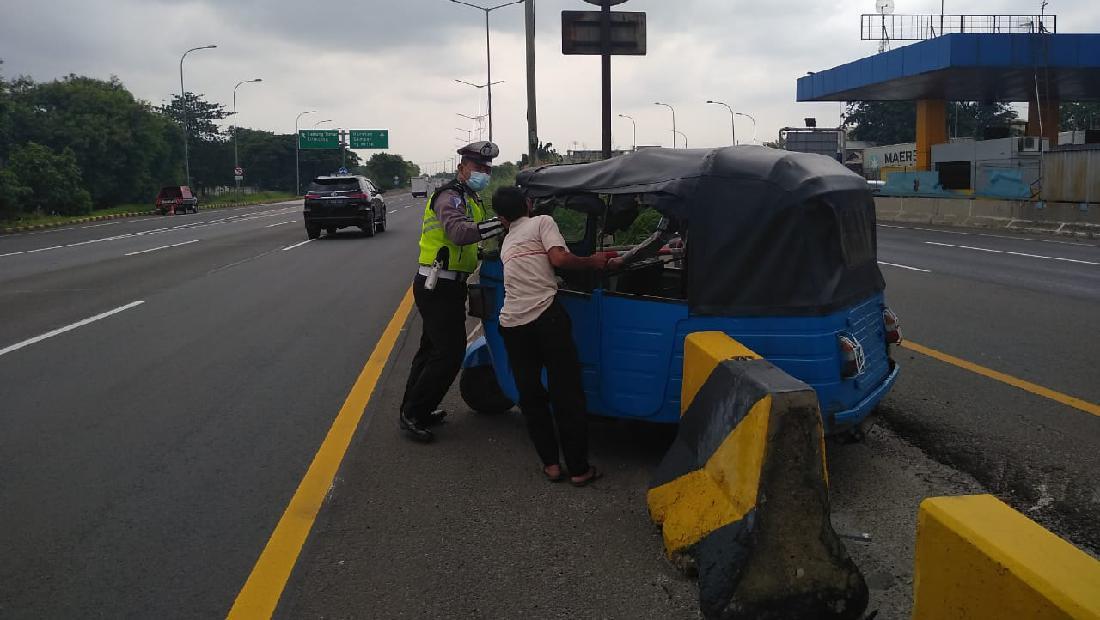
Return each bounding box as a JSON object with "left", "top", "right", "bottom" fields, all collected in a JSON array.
[{"left": 399, "top": 409, "right": 434, "bottom": 443}]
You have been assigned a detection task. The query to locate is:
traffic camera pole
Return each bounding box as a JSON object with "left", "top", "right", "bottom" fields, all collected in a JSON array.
[
  {"left": 525, "top": 0, "right": 538, "bottom": 166},
  {"left": 601, "top": 0, "right": 612, "bottom": 160}
]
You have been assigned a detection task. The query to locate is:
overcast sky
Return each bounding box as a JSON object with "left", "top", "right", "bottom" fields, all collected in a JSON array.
[{"left": 3, "top": 0, "right": 1096, "bottom": 171}]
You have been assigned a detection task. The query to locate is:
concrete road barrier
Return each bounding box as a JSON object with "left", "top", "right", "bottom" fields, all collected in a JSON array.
[
  {"left": 875, "top": 195, "right": 1100, "bottom": 237},
  {"left": 913, "top": 494, "right": 1100, "bottom": 619},
  {"left": 647, "top": 332, "right": 867, "bottom": 620}
]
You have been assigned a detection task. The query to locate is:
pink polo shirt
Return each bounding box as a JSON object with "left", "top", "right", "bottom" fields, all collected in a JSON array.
[{"left": 499, "top": 215, "right": 567, "bottom": 328}]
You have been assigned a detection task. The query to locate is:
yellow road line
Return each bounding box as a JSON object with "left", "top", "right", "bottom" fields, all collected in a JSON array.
[
  {"left": 227, "top": 287, "right": 415, "bottom": 619},
  {"left": 902, "top": 340, "right": 1100, "bottom": 418}
]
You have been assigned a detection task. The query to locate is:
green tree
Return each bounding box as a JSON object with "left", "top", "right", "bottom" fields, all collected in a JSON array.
[
  {"left": 7, "top": 74, "right": 181, "bottom": 207},
  {"left": 843, "top": 101, "right": 1017, "bottom": 145},
  {"left": 0, "top": 166, "right": 31, "bottom": 219},
  {"left": 843, "top": 101, "right": 916, "bottom": 145},
  {"left": 1060, "top": 102, "right": 1100, "bottom": 131},
  {"left": 160, "top": 92, "right": 230, "bottom": 143},
  {"left": 360, "top": 153, "right": 416, "bottom": 191},
  {"left": 7, "top": 142, "right": 92, "bottom": 215}
]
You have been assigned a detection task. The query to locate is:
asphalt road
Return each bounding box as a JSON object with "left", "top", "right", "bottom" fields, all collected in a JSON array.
[
  {"left": 874, "top": 224, "right": 1100, "bottom": 551},
  {"left": 0, "top": 194, "right": 425, "bottom": 618},
  {"left": 1, "top": 205, "right": 1096, "bottom": 618}
]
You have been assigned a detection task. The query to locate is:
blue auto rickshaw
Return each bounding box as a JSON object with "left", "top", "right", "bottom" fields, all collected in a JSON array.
[{"left": 460, "top": 146, "right": 901, "bottom": 435}]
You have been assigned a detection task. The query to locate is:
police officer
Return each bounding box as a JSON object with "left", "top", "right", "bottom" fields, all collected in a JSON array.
[{"left": 400, "top": 141, "right": 505, "bottom": 442}]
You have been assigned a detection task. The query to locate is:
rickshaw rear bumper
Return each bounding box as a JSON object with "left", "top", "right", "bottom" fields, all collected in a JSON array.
[{"left": 827, "top": 358, "right": 900, "bottom": 433}]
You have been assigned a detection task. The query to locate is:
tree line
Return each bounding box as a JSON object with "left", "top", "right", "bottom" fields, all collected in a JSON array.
[
  {"left": 0, "top": 63, "right": 420, "bottom": 221},
  {"left": 843, "top": 100, "right": 1100, "bottom": 145}
]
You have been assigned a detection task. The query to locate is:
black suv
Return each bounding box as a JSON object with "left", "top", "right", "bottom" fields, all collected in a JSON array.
[{"left": 303, "top": 175, "right": 387, "bottom": 239}]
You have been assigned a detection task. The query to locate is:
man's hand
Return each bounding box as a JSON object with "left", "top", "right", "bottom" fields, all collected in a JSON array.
[
  {"left": 607, "top": 257, "right": 625, "bottom": 271},
  {"left": 588, "top": 252, "right": 611, "bottom": 270},
  {"left": 477, "top": 217, "right": 505, "bottom": 240}
]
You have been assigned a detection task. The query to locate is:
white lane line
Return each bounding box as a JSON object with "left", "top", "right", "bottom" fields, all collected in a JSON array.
[
  {"left": 926, "top": 240, "right": 1097, "bottom": 266},
  {"left": 913, "top": 226, "right": 969, "bottom": 235},
  {"left": 0, "top": 301, "right": 145, "bottom": 358},
  {"left": 171, "top": 239, "right": 199, "bottom": 248},
  {"left": 0, "top": 251, "right": 25, "bottom": 258},
  {"left": 1041, "top": 238, "right": 1095, "bottom": 247},
  {"left": 1054, "top": 256, "right": 1100, "bottom": 266},
  {"left": 26, "top": 241, "right": 62, "bottom": 251},
  {"left": 1007, "top": 251, "right": 1051, "bottom": 260},
  {"left": 81, "top": 221, "right": 120, "bottom": 229},
  {"left": 388, "top": 210, "right": 397, "bottom": 214},
  {"left": 124, "top": 244, "right": 172, "bottom": 256},
  {"left": 281, "top": 239, "right": 312, "bottom": 251},
  {"left": 265, "top": 221, "right": 292, "bottom": 228},
  {"left": 403, "top": 205, "right": 414, "bottom": 210},
  {"left": 958, "top": 245, "right": 1003, "bottom": 254},
  {"left": 878, "top": 261, "right": 931, "bottom": 273}
]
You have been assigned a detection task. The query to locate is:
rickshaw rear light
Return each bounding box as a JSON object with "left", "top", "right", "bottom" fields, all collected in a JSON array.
[
  {"left": 838, "top": 333, "right": 866, "bottom": 378},
  {"left": 883, "top": 308, "right": 902, "bottom": 344}
]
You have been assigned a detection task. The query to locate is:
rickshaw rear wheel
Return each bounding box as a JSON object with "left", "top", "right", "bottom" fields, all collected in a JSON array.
[{"left": 460, "top": 365, "right": 514, "bottom": 415}]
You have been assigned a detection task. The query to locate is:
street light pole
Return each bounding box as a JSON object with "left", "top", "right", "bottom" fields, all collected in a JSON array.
[
  {"left": 525, "top": 0, "right": 538, "bottom": 166},
  {"left": 654, "top": 102, "right": 677, "bottom": 148},
  {"left": 314, "top": 119, "right": 333, "bottom": 127},
  {"left": 232, "top": 78, "right": 262, "bottom": 189},
  {"left": 735, "top": 112, "right": 757, "bottom": 144},
  {"left": 618, "top": 114, "right": 637, "bottom": 151},
  {"left": 449, "top": 0, "right": 525, "bottom": 143},
  {"left": 179, "top": 44, "right": 217, "bottom": 187},
  {"left": 706, "top": 100, "right": 736, "bottom": 146},
  {"left": 295, "top": 110, "right": 316, "bottom": 195},
  {"left": 674, "top": 130, "right": 688, "bottom": 149}
]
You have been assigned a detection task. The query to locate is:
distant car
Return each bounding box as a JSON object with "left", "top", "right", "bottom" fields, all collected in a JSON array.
[
  {"left": 155, "top": 186, "right": 198, "bottom": 215},
  {"left": 303, "top": 175, "right": 387, "bottom": 239},
  {"left": 411, "top": 176, "right": 431, "bottom": 198}
]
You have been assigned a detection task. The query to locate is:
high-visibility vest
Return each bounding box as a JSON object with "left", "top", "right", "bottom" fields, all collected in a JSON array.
[{"left": 418, "top": 180, "right": 485, "bottom": 273}]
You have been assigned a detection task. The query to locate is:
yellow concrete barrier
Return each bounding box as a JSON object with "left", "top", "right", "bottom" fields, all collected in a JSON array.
[
  {"left": 648, "top": 331, "right": 866, "bottom": 620},
  {"left": 913, "top": 494, "right": 1100, "bottom": 619}
]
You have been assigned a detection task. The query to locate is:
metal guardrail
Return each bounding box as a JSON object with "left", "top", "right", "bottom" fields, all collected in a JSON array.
[{"left": 861, "top": 14, "right": 1056, "bottom": 41}]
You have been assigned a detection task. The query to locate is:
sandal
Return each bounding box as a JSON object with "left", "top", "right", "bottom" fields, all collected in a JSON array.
[
  {"left": 570, "top": 466, "right": 603, "bottom": 487},
  {"left": 543, "top": 464, "right": 565, "bottom": 483}
]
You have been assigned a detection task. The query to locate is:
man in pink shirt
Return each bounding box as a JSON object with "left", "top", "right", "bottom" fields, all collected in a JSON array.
[{"left": 492, "top": 187, "right": 619, "bottom": 486}]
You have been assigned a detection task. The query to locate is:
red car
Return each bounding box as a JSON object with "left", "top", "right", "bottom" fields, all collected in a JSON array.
[{"left": 155, "top": 186, "right": 199, "bottom": 215}]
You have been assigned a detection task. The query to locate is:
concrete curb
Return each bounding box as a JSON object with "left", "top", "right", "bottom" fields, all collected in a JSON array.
[
  {"left": 1, "top": 197, "right": 296, "bottom": 235},
  {"left": 875, "top": 196, "right": 1100, "bottom": 239},
  {"left": 647, "top": 332, "right": 867, "bottom": 620},
  {"left": 912, "top": 494, "right": 1100, "bottom": 619}
]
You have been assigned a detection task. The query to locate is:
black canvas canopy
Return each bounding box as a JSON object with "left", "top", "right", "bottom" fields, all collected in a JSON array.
[{"left": 516, "top": 146, "right": 885, "bottom": 317}]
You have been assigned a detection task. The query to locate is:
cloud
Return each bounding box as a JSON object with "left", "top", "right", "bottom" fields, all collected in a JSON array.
[{"left": 3, "top": 0, "right": 1098, "bottom": 166}]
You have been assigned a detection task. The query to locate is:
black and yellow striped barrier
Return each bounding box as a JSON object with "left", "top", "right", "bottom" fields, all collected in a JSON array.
[{"left": 647, "top": 332, "right": 867, "bottom": 620}]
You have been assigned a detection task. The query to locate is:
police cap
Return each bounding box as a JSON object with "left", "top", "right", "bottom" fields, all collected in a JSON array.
[{"left": 457, "top": 141, "right": 499, "bottom": 166}]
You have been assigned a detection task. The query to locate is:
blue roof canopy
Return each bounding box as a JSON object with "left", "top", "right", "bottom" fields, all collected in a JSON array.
[{"left": 797, "top": 33, "right": 1100, "bottom": 102}]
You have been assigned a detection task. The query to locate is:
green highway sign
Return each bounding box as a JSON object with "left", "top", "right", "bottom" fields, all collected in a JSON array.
[
  {"left": 350, "top": 129, "right": 389, "bottom": 149},
  {"left": 299, "top": 129, "right": 339, "bottom": 150}
]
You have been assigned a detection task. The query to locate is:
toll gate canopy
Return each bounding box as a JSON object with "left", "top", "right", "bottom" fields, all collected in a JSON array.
[{"left": 797, "top": 33, "right": 1100, "bottom": 102}]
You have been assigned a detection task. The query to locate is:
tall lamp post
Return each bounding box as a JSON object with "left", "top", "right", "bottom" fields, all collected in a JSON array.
[
  {"left": 654, "top": 102, "right": 677, "bottom": 149},
  {"left": 706, "top": 100, "right": 736, "bottom": 146},
  {"left": 314, "top": 119, "right": 333, "bottom": 127},
  {"left": 232, "top": 78, "right": 262, "bottom": 189},
  {"left": 618, "top": 114, "right": 637, "bottom": 151},
  {"left": 448, "top": 0, "right": 525, "bottom": 142},
  {"left": 735, "top": 112, "right": 757, "bottom": 144},
  {"left": 674, "top": 130, "right": 688, "bottom": 149},
  {"left": 295, "top": 110, "right": 316, "bottom": 196},
  {"left": 179, "top": 44, "right": 217, "bottom": 187}
]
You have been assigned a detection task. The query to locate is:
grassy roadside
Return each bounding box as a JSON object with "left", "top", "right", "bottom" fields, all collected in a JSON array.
[{"left": 1, "top": 191, "right": 297, "bottom": 232}]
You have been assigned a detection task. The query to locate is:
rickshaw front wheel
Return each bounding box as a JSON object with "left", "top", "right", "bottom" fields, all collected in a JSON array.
[{"left": 460, "top": 365, "right": 514, "bottom": 415}]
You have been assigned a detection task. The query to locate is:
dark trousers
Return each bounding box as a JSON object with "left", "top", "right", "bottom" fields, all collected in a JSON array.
[
  {"left": 500, "top": 301, "right": 590, "bottom": 475},
  {"left": 401, "top": 274, "right": 468, "bottom": 423}
]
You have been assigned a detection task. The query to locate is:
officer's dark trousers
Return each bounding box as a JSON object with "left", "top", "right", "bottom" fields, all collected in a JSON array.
[
  {"left": 499, "top": 301, "right": 590, "bottom": 475},
  {"left": 402, "top": 274, "right": 468, "bottom": 424}
]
